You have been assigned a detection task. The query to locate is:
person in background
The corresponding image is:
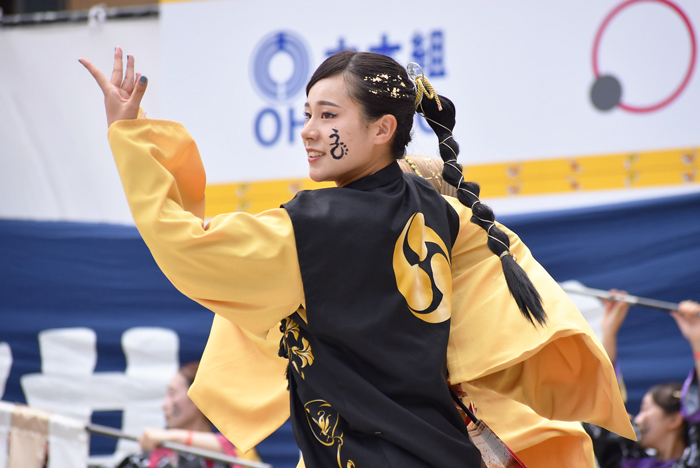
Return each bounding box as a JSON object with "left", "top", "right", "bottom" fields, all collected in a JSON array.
[
  {"left": 118, "top": 362, "right": 261, "bottom": 468},
  {"left": 595, "top": 293, "right": 700, "bottom": 468}
]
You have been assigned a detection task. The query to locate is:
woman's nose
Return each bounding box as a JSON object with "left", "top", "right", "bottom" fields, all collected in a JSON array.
[
  {"left": 633, "top": 413, "right": 643, "bottom": 426},
  {"left": 300, "top": 119, "right": 318, "bottom": 141}
]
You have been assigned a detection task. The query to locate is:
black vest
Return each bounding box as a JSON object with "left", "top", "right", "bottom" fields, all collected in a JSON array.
[{"left": 281, "top": 162, "right": 482, "bottom": 468}]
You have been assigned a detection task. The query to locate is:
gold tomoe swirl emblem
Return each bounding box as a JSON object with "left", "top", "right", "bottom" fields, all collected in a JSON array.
[{"left": 393, "top": 213, "right": 452, "bottom": 323}]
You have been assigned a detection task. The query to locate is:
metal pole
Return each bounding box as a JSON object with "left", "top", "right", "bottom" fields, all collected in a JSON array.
[
  {"left": 561, "top": 286, "right": 680, "bottom": 312},
  {"left": 87, "top": 423, "right": 273, "bottom": 468}
]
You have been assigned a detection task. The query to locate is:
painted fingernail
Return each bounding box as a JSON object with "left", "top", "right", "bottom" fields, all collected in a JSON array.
[
  {"left": 139, "top": 76, "right": 148, "bottom": 84},
  {"left": 127, "top": 55, "right": 130, "bottom": 60}
]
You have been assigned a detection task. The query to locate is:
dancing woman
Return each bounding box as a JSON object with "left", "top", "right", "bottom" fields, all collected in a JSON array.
[{"left": 81, "top": 49, "right": 633, "bottom": 467}]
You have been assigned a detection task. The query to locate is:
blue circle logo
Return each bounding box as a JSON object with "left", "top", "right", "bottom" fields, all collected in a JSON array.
[{"left": 251, "top": 31, "right": 310, "bottom": 103}]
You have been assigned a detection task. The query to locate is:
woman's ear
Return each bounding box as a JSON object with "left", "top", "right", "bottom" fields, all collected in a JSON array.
[
  {"left": 667, "top": 411, "right": 685, "bottom": 431},
  {"left": 372, "top": 114, "right": 397, "bottom": 145}
]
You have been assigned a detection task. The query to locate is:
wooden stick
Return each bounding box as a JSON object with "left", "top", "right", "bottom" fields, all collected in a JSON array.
[
  {"left": 86, "top": 423, "right": 273, "bottom": 468},
  {"left": 449, "top": 388, "right": 479, "bottom": 424},
  {"left": 561, "top": 286, "right": 680, "bottom": 312}
]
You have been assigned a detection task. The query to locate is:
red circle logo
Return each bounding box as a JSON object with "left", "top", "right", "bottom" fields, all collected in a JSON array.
[{"left": 591, "top": 0, "right": 696, "bottom": 112}]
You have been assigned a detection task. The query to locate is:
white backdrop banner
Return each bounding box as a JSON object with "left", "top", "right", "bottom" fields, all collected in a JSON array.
[
  {"left": 0, "top": 1, "right": 698, "bottom": 224},
  {"left": 161, "top": 0, "right": 700, "bottom": 183}
]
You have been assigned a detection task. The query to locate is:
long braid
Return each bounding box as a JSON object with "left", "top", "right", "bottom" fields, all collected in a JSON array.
[{"left": 414, "top": 76, "right": 547, "bottom": 326}]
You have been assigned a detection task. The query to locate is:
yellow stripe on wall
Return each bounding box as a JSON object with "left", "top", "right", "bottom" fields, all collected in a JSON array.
[
  {"left": 204, "top": 148, "right": 699, "bottom": 217},
  {"left": 205, "top": 178, "right": 334, "bottom": 219}
]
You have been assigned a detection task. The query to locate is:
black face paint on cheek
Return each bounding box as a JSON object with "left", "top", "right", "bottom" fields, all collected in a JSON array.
[{"left": 329, "top": 128, "right": 348, "bottom": 159}]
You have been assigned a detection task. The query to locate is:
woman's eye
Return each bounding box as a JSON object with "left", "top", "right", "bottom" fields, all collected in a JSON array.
[
  {"left": 303, "top": 112, "right": 311, "bottom": 120},
  {"left": 321, "top": 112, "right": 337, "bottom": 119}
]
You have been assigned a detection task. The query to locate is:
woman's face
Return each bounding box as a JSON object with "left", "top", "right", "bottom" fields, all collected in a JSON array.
[
  {"left": 162, "top": 372, "right": 201, "bottom": 429},
  {"left": 634, "top": 391, "right": 681, "bottom": 450},
  {"left": 301, "top": 74, "right": 394, "bottom": 186}
]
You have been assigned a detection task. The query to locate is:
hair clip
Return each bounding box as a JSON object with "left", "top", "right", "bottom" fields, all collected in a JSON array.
[
  {"left": 406, "top": 62, "right": 442, "bottom": 111},
  {"left": 406, "top": 62, "right": 423, "bottom": 90},
  {"left": 499, "top": 251, "right": 517, "bottom": 262}
]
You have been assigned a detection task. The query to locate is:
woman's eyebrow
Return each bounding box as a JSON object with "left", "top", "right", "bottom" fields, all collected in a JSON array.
[{"left": 304, "top": 100, "right": 341, "bottom": 108}]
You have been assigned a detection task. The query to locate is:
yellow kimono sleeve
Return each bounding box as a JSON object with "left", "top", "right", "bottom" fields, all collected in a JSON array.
[
  {"left": 189, "top": 314, "right": 290, "bottom": 453},
  {"left": 107, "top": 119, "right": 303, "bottom": 337},
  {"left": 444, "top": 197, "right": 635, "bottom": 441},
  {"left": 461, "top": 382, "right": 597, "bottom": 467}
]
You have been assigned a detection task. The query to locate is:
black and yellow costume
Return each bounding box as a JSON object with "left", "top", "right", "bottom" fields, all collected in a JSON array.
[
  {"left": 108, "top": 119, "right": 634, "bottom": 468},
  {"left": 281, "top": 163, "right": 480, "bottom": 467}
]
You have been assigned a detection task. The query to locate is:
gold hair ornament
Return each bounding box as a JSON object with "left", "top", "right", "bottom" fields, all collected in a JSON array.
[
  {"left": 363, "top": 73, "right": 413, "bottom": 100},
  {"left": 403, "top": 156, "right": 424, "bottom": 178},
  {"left": 407, "top": 62, "right": 442, "bottom": 111},
  {"left": 499, "top": 251, "right": 517, "bottom": 262}
]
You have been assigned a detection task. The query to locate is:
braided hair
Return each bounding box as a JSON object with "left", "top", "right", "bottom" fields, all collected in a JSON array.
[{"left": 416, "top": 88, "right": 547, "bottom": 326}]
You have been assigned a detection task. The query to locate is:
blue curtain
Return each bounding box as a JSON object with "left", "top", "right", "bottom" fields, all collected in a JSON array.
[{"left": 1, "top": 191, "right": 699, "bottom": 464}]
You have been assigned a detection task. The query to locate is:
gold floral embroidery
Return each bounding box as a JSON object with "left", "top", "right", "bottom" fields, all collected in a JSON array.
[
  {"left": 284, "top": 317, "right": 300, "bottom": 341},
  {"left": 291, "top": 338, "right": 314, "bottom": 366},
  {"left": 280, "top": 317, "right": 314, "bottom": 379},
  {"left": 290, "top": 337, "right": 313, "bottom": 378},
  {"left": 305, "top": 400, "right": 356, "bottom": 468}
]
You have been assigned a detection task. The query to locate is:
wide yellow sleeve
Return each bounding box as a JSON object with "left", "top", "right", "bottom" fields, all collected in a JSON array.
[
  {"left": 444, "top": 197, "right": 635, "bottom": 442},
  {"left": 461, "top": 382, "right": 596, "bottom": 467},
  {"left": 189, "top": 314, "right": 290, "bottom": 452},
  {"left": 108, "top": 119, "right": 303, "bottom": 336}
]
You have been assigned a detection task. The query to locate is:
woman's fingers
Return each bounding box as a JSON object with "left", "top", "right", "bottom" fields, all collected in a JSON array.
[
  {"left": 81, "top": 49, "right": 146, "bottom": 127},
  {"left": 122, "top": 54, "right": 135, "bottom": 94},
  {"left": 678, "top": 300, "right": 700, "bottom": 317},
  {"left": 128, "top": 74, "right": 148, "bottom": 109},
  {"left": 78, "top": 58, "right": 112, "bottom": 95},
  {"left": 110, "top": 47, "right": 124, "bottom": 87}
]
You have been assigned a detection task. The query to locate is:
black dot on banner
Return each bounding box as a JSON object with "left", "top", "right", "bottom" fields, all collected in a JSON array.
[{"left": 590, "top": 75, "right": 623, "bottom": 111}]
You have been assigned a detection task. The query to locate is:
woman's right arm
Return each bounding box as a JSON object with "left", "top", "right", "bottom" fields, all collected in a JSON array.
[
  {"left": 82, "top": 50, "right": 304, "bottom": 336},
  {"left": 111, "top": 119, "right": 303, "bottom": 336}
]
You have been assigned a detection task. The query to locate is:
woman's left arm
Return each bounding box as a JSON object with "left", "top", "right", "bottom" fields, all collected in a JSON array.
[
  {"left": 445, "top": 197, "right": 634, "bottom": 440},
  {"left": 671, "top": 301, "right": 700, "bottom": 423},
  {"left": 672, "top": 301, "right": 700, "bottom": 380}
]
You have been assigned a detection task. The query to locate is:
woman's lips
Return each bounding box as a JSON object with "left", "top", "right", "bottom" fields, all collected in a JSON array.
[{"left": 307, "top": 149, "right": 325, "bottom": 161}]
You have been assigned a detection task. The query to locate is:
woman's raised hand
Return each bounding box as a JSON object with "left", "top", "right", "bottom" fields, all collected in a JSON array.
[
  {"left": 79, "top": 47, "right": 147, "bottom": 127},
  {"left": 601, "top": 290, "right": 630, "bottom": 363},
  {"left": 671, "top": 300, "right": 700, "bottom": 350},
  {"left": 601, "top": 290, "right": 630, "bottom": 338}
]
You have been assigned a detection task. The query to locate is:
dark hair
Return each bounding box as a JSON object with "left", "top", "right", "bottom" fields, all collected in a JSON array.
[
  {"left": 416, "top": 92, "right": 547, "bottom": 326},
  {"left": 649, "top": 382, "right": 688, "bottom": 445},
  {"left": 306, "top": 50, "right": 416, "bottom": 159},
  {"left": 178, "top": 361, "right": 200, "bottom": 387},
  {"left": 650, "top": 382, "right": 683, "bottom": 414}
]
